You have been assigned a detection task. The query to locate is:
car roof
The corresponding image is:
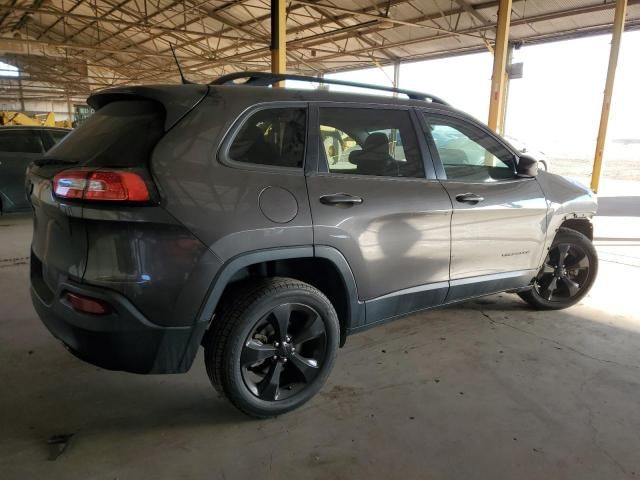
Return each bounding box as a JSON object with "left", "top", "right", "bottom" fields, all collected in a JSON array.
[
  {"left": 0, "top": 125, "right": 71, "bottom": 131},
  {"left": 208, "top": 83, "right": 455, "bottom": 111}
]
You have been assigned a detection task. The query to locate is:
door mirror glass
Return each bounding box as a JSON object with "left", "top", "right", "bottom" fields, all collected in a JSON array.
[{"left": 516, "top": 154, "right": 539, "bottom": 177}]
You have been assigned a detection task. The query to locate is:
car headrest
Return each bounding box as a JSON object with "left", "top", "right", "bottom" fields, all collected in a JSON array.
[
  {"left": 242, "top": 125, "right": 264, "bottom": 143},
  {"left": 439, "top": 148, "right": 468, "bottom": 164},
  {"left": 363, "top": 132, "right": 389, "bottom": 153}
]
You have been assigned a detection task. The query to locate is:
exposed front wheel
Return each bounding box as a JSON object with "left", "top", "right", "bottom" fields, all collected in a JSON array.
[
  {"left": 519, "top": 227, "right": 598, "bottom": 310},
  {"left": 204, "top": 278, "right": 339, "bottom": 418}
]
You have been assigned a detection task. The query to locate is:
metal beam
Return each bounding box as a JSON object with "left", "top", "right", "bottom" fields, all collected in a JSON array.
[
  {"left": 0, "top": 36, "right": 207, "bottom": 61},
  {"left": 454, "top": 0, "right": 490, "bottom": 25},
  {"left": 591, "top": 0, "right": 628, "bottom": 193},
  {"left": 271, "top": 0, "right": 286, "bottom": 78},
  {"left": 487, "top": 0, "right": 512, "bottom": 133},
  {"left": 291, "top": 0, "right": 485, "bottom": 40},
  {"left": 392, "top": 60, "right": 400, "bottom": 97},
  {"left": 0, "top": 6, "right": 255, "bottom": 42}
]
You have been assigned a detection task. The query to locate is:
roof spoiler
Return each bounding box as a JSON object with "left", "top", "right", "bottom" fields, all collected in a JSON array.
[{"left": 88, "top": 84, "right": 208, "bottom": 131}]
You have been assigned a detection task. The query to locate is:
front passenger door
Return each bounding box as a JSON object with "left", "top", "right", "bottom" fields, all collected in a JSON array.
[
  {"left": 307, "top": 105, "right": 452, "bottom": 327},
  {"left": 421, "top": 112, "right": 548, "bottom": 302}
]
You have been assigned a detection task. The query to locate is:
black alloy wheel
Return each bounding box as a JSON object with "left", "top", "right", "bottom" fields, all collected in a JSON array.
[
  {"left": 241, "top": 303, "right": 328, "bottom": 401},
  {"left": 519, "top": 227, "right": 598, "bottom": 310},
  {"left": 204, "top": 277, "right": 339, "bottom": 418},
  {"left": 534, "top": 242, "right": 590, "bottom": 301}
]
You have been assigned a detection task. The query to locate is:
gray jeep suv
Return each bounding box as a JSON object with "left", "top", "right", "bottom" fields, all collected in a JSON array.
[{"left": 27, "top": 73, "right": 598, "bottom": 417}]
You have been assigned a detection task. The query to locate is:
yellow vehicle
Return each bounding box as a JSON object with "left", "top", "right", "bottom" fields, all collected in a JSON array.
[{"left": 1, "top": 111, "right": 72, "bottom": 128}]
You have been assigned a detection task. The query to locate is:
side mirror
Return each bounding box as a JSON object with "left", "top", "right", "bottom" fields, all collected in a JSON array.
[{"left": 516, "top": 154, "right": 538, "bottom": 177}]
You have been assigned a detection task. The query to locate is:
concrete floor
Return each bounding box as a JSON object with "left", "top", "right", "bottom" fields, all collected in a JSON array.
[{"left": 1, "top": 187, "right": 639, "bottom": 479}]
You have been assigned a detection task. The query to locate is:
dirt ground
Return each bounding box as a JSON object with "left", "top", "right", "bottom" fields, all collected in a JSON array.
[{"left": 550, "top": 157, "right": 640, "bottom": 182}]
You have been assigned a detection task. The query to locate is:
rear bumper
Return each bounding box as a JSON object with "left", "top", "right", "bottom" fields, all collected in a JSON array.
[{"left": 31, "top": 254, "right": 205, "bottom": 374}]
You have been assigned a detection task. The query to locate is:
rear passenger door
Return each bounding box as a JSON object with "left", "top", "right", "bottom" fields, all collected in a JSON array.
[
  {"left": 306, "top": 104, "right": 452, "bottom": 327},
  {"left": 420, "top": 111, "right": 548, "bottom": 302},
  {"left": 164, "top": 103, "right": 315, "bottom": 262},
  {"left": 0, "top": 129, "right": 45, "bottom": 212}
]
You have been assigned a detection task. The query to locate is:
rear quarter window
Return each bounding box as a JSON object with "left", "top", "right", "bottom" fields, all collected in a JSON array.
[
  {"left": 226, "top": 107, "right": 307, "bottom": 169},
  {"left": 43, "top": 100, "right": 165, "bottom": 167}
]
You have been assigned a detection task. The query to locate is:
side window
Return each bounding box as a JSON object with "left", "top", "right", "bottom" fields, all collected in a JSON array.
[
  {"left": 228, "top": 108, "right": 306, "bottom": 168},
  {"left": 39, "top": 129, "right": 68, "bottom": 151},
  {"left": 47, "top": 130, "right": 70, "bottom": 146},
  {"left": 319, "top": 108, "right": 424, "bottom": 178},
  {"left": 424, "top": 114, "right": 516, "bottom": 182},
  {"left": 0, "top": 130, "right": 44, "bottom": 154}
]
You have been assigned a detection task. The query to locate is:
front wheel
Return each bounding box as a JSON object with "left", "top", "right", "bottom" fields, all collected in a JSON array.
[
  {"left": 519, "top": 227, "right": 598, "bottom": 310},
  {"left": 204, "top": 278, "right": 339, "bottom": 418}
]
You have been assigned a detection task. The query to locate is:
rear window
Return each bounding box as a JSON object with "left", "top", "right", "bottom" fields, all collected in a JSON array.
[
  {"left": 43, "top": 100, "right": 164, "bottom": 167},
  {"left": 0, "top": 130, "right": 44, "bottom": 153}
]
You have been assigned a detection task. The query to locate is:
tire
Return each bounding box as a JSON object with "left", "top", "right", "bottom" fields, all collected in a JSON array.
[
  {"left": 539, "top": 160, "right": 548, "bottom": 171},
  {"left": 519, "top": 227, "right": 598, "bottom": 310},
  {"left": 204, "top": 277, "right": 339, "bottom": 418}
]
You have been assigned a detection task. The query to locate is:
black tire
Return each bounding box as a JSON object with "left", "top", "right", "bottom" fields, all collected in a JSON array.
[
  {"left": 519, "top": 227, "right": 598, "bottom": 310},
  {"left": 204, "top": 277, "right": 339, "bottom": 418},
  {"left": 539, "top": 160, "right": 548, "bottom": 171}
]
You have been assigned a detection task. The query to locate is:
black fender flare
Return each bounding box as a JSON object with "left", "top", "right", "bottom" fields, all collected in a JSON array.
[{"left": 191, "top": 245, "right": 364, "bottom": 348}]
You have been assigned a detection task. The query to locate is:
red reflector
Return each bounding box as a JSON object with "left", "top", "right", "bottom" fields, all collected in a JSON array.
[
  {"left": 65, "top": 292, "right": 111, "bottom": 315},
  {"left": 53, "top": 169, "right": 150, "bottom": 202}
]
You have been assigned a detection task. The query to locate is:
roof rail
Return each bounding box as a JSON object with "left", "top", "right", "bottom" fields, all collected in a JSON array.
[{"left": 210, "top": 71, "right": 449, "bottom": 105}]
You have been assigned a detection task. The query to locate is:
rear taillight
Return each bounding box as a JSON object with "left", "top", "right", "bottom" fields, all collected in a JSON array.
[
  {"left": 64, "top": 292, "right": 111, "bottom": 315},
  {"left": 53, "top": 169, "right": 150, "bottom": 202}
]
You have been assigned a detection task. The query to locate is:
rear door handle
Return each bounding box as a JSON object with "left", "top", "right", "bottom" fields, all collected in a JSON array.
[
  {"left": 319, "top": 193, "right": 363, "bottom": 206},
  {"left": 455, "top": 192, "right": 484, "bottom": 204}
]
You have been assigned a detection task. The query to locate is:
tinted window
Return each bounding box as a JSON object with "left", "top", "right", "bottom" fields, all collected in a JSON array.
[
  {"left": 43, "top": 100, "right": 164, "bottom": 167},
  {"left": 319, "top": 108, "right": 423, "bottom": 178},
  {"left": 228, "top": 108, "right": 306, "bottom": 168},
  {"left": 48, "top": 130, "right": 69, "bottom": 145},
  {"left": 0, "top": 130, "right": 44, "bottom": 153},
  {"left": 424, "top": 114, "right": 516, "bottom": 182}
]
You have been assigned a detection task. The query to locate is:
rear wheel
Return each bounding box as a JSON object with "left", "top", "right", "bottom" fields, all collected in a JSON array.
[
  {"left": 519, "top": 227, "right": 597, "bottom": 310},
  {"left": 204, "top": 277, "right": 339, "bottom": 418}
]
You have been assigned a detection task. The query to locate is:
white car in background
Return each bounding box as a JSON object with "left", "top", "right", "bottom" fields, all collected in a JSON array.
[{"left": 504, "top": 135, "right": 550, "bottom": 171}]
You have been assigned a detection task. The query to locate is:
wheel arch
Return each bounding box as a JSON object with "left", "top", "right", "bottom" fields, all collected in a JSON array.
[
  {"left": 559, "top": 217, "right": 593, "bottom": 241},
  {"left": 197, "top": 246, "right": 363, "bottom": 347}
]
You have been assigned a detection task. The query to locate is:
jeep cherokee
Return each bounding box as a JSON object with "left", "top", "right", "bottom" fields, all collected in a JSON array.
[{"left": 27, "top": 72, "right": 598, "bottom": 417}]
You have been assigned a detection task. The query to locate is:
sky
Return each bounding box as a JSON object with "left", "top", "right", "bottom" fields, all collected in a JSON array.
[
  {"left": 318, "top": 30, "right": 640, "bottom": 162},
  {"left": 0, "top": 61, "right": 19, "bottom": 77}
]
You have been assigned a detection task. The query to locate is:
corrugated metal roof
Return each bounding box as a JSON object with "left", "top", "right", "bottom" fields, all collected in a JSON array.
[{"left": 0, "top": 0, "right": 638, "bottom": 95}]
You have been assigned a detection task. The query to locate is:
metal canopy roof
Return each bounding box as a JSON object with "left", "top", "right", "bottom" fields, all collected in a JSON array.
[{"left": 0, "top": 0, "right": 639, "bottom": 97}]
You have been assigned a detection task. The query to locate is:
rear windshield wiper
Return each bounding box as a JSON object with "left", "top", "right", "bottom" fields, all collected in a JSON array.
[{"left": 33, "top": 158, "right": 79, "bottom": 167}]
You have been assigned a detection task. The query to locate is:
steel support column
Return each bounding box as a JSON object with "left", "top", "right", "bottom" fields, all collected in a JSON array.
[
  {"left": 271, "top": 0, "right": 287, "bottom": 83},
  {"left": 591, "top": 0, "right": 628, "bottom": 193},
  {"left": 393, "top": 61, "right": 400, "bottom": 97},
  {"left": 487, "top": 0, "right": 512, "bottom": 133}
]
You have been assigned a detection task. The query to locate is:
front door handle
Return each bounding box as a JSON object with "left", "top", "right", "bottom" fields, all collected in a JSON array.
[
  {"left": 455, "top": 192, "right": 484, "bottom": 204},
  {"left": 319, "top": 193, "right": 363, "bottom": 206}
]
